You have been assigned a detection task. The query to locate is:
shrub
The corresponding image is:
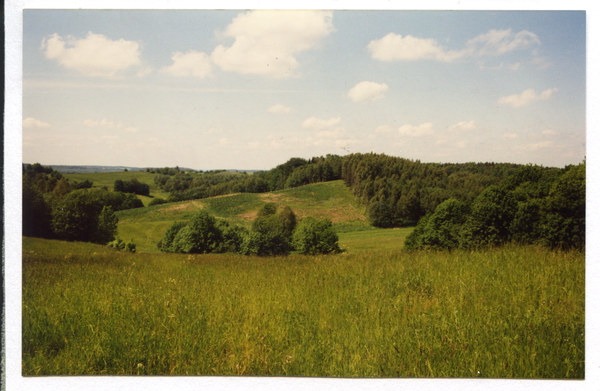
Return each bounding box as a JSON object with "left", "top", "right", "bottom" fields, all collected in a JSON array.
[
  {"left": 148, "top": 197, "right": 169, "bottom": 206},
  {"left": 159, "top": 221, "right": 188, "bottom": 253},
  {"left": 404, "top": 199, "right": 469, "bottom": 251},
  {"left": 170, "top": 210, "right": 223, "bottom": 254},
  {"left": 292, "top": 217, "right": 341, "bottom": 255},
  {"left": 107, "top": 238, "right": 136, "bottom": 252}
]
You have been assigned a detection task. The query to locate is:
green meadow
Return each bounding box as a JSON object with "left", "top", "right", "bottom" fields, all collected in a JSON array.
[
  {"left": 22, "top": 176, "right": 585, "bottom": 378},
  {"left": 22, "top": 237, "right": 584, "bottom": 377}
]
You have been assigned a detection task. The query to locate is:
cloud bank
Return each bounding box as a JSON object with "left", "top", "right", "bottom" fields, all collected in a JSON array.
[
  {"left": 161, "top": 51, "right": 212, "bottom": 78},
  {"left": 41, "top": 32, "right": 142, "bottom": 78},
  {"left": 368, "top": 28, "right": 540, "bottom": 63},
  {"left": 23, "top": 118, "right": 50, "bottom": 128},
  {"left": 347, "top": 81, "right": 388, "bottom": 102},
  {"left": 497, "top": 88, "right": 558, "bottom": 107},
  {"left": 211, "top": 10, "right": 334, "bottom": 78}
]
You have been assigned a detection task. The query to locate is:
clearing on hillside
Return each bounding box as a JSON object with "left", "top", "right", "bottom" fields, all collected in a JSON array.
[{"left": 115, "top": 180, "right": 372, "bottom": 253}]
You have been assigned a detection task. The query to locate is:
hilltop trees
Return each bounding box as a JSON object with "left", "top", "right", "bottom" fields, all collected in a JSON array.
[
  {"left": 22, "top": 163, "right": 144, "bottom": 244},
  {"left": 405, "top": 162, "right": 586, "bottom": 251}
]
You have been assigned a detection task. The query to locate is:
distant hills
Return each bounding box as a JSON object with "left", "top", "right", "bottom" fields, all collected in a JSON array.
[{"left": 30, "top": 164, "right": 260, "bottom": 174}]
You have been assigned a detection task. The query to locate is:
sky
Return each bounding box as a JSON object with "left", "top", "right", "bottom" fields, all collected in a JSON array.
[{"left": 21, "top": 9, "right": 586, "bottom": 170}]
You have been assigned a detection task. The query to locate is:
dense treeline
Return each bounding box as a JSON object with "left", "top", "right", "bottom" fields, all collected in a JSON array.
[
  {"left": 404, "top": 162, "right": 585, "bottom": 251},
  {"left": 23, "top": 163, "right": 142, "bottom": 242},
  {"left": 149, "top": 153, "right": 524, "bottom": 227},
  {"left": 114, "top": 178, "right": 150, "bottom": 196}
]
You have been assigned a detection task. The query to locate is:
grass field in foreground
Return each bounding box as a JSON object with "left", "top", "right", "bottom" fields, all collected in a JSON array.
[{"left": 22, "top": 237, "right": 584, "bottom": 378}]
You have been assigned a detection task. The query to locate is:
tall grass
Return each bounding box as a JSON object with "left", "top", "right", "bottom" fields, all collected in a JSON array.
[{"left": 23, "top": 238, "right": 584, "bottom": 378}]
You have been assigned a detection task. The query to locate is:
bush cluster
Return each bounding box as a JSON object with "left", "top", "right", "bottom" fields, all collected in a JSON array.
[{"left": 159, "top": 204, "right": 341, "bottom": 256}]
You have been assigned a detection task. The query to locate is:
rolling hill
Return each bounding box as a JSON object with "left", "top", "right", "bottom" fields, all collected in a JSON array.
[{"left": 114, "top": 180, "right": 373, "bottom": 253}]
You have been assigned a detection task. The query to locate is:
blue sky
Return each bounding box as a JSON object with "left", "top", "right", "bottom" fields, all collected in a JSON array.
[{"left": 22, "top": 9, "right": 586, "bottom": 170}]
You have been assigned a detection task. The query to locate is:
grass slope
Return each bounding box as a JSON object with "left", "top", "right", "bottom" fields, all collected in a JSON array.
[
  {"left": 115, "top": 180, "right": 372, "bottom": 253},
  {"left": 22, "top": 237, "right": 585, "bottom": 378}
]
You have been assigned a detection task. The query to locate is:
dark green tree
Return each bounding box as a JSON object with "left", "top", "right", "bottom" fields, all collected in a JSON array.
[
  {"left": 158, "top": 221, "right": 188, "bottom": 252},
  {"left": 292, "top": 217, "right": 341, "bottom": 255},
  {"left": 94, "top": 206, "right": 119, "bottom": 244},
  {"left": 52, "top": 190, "right": 103, "bottom": 242},
  {"left": 170, "top": 210, "right": 223, "bottom": 254}
]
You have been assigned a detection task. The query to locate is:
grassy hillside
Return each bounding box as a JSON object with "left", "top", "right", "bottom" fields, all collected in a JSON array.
[
  {"left": 22, "top": 237, "right": 585, "bottom": 377},
  {"left": 115, "top": 180, "right": 373, "bottom": 253}
]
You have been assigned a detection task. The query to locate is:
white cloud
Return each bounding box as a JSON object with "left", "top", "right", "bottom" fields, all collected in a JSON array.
[
  {"left": 446, "top": 120, "right": 476, "bottom": 132},
  {"left": 347, "top": 81, "right": 388, "bottom": 102},
  {"left": 497, "top": 88, "right": 558, "bottom": 108},
  {"left": 368, "top": 28, "right": 540, "bottom": 63},
  {"left": 503, "top": 133, "right": 519, "bottom": 139},
  {"left": 23, "top": 118, "right": 50, "bottom": 128},
  {"left": 398, "top": 123, "right": 434, "bottom": 137},
  {"left": 302, "top": 117, "right": 341, "bottom": 130},
  {"left": 219, "top": 138, "right": 229, "bottom": 146},
  {"left": 41, "top": 32, "right": 142, "bottom": 78},
  {"left": 161, "top": 50, "right": 212, "bottom": 78},
  {"left": 466, "top": 29, "right": 540, "bottom": 56},
  {"left": 211, "top": 10, "right": 334, "bottom": 78},
  {"left": 436, "top": 120, "right": 476, "bottom": 145},
  {"left": 267, "top": 104, "right": 292, "bottom": 114},
  {"left": 367, "top": 33, "right": 465, "bottom": 62}
]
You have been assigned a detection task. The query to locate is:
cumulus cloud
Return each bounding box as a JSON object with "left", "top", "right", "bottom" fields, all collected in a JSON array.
[
  {"left": 367, "top": 33, "right": 465, "bottom": 62},
  {"left": 23, "top": 118, "right": 50, "bottom": 128},
  {"left": 497, "top": 88, "right": 558, "bottom": 108},
  {"left": 161, "top": 50, "right": 212, "bottom": 78},
  {"left": 466, "top": 29, "right": 540, "bottom": 56},
  {"left": 436, "top": 120, "right": 476, "bottom": 145},
  {"left": 368, "top": 28, "right": 540, "bottom": 63},
  {"left": 84, "top": 118, "right": 137, "bottom": 132},
  {"left": 41, "top": 32, "right": 142, "bottom": 78},
  {"left": 446, "top": 120, "right": 476, "bottom": 132},
  {"left": 302, "top": 117, "right": 341, "bottom": 130},
  {"left": 211, "top": 10, "right": 334, "bottom": 77},
  {"left": 398, "top": 123, "right": 434, "bottom": 137},
  {"left": 347, "top": 81, "right": 388, "bottom": 102},
  {"left": 267, "top": 104, "right": 292, "bottom": 114}
]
